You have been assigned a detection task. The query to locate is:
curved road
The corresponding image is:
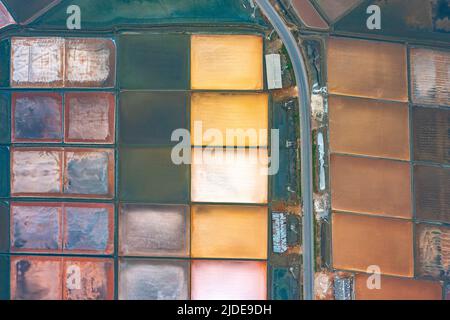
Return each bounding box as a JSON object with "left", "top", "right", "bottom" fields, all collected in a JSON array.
[{"left": 255, "top": 0, "right": 314, "bottom": 300}]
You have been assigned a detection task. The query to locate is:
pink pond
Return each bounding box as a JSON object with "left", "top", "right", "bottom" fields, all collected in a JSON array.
[
  {"left": 191, "top": 260, "right": 267, "bottom": 300},
  {"left": 0, "top": 2, "right": 14, "bottom": 29}
]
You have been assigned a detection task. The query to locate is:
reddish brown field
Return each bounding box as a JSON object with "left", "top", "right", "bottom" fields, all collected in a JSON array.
[
  {"left": 11, "top": 256, "right": 63, "bottom": 300},
  {"left": 316, "top": 0, "right": 362, "bottom": 21},
  {"left": 355, "top": 274, "right": 442, "bottom": 300},
  {"left": 327, "top": 37, "right": 408, "bottom": 102},
  {"left": 329, "top": 95, "right": 410, "bottom": 160},
  {"left": 414, "top": 164, "right": 450, "bottom": 223},
  {"left": 330, "top": 154, "right": 412, "bottom": 218},
  {"left": 332, "top": 212, "right": 413, "bottom": 277},
  {"left": 416, "top": 223, "right": 450, "bottom": 279},
  {"left": 291, "top": 0, "right": 328, "bottom": 29},
  {"left": 412, "top": 106, "right": 450, "bottom": 164},
  {"left": 63, "top": 258, "right": 114, "bottom": 300},
  {"left": 10, "top": 256, "right": 114, "bottom": 300}
]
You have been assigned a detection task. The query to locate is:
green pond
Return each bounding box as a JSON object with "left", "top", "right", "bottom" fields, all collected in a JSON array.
[{"left": 31, "top": 0, "right": 267, "bottom": 30}]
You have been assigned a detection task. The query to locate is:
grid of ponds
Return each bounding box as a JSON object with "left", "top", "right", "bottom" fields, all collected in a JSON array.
[{"left": 0, "top": 29, "right": 276, "bottom": 300}]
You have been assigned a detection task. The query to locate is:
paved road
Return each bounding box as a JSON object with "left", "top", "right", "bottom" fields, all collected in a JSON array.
[{"left": 255, "top": 0, "right": 314, "bottom": 300}]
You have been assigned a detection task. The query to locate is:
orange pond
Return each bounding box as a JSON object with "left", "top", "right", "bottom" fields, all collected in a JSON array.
[
  {"left": 329, "top": 95, "right": 410, "bottom": 160},
  {"left": 191, "top": 92, "right": 269, "bottom": 147},
  {"left": 332, "top": 212, "right": 413, "bottom": 277},
  {"left": 190, "top": 34, "right": 263, "bottom": 90},
  {"left": 330, "top": 154, "right": 412, "bottom": 218},
  {"left": 191, "top": 205, "right": 268, "bottom": 259},
  {"left": 355, "top": 274, "right": 442, "bottom": 300},
  {"left": 327, "top": 37, "right": 408, "bottom": 102}
]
